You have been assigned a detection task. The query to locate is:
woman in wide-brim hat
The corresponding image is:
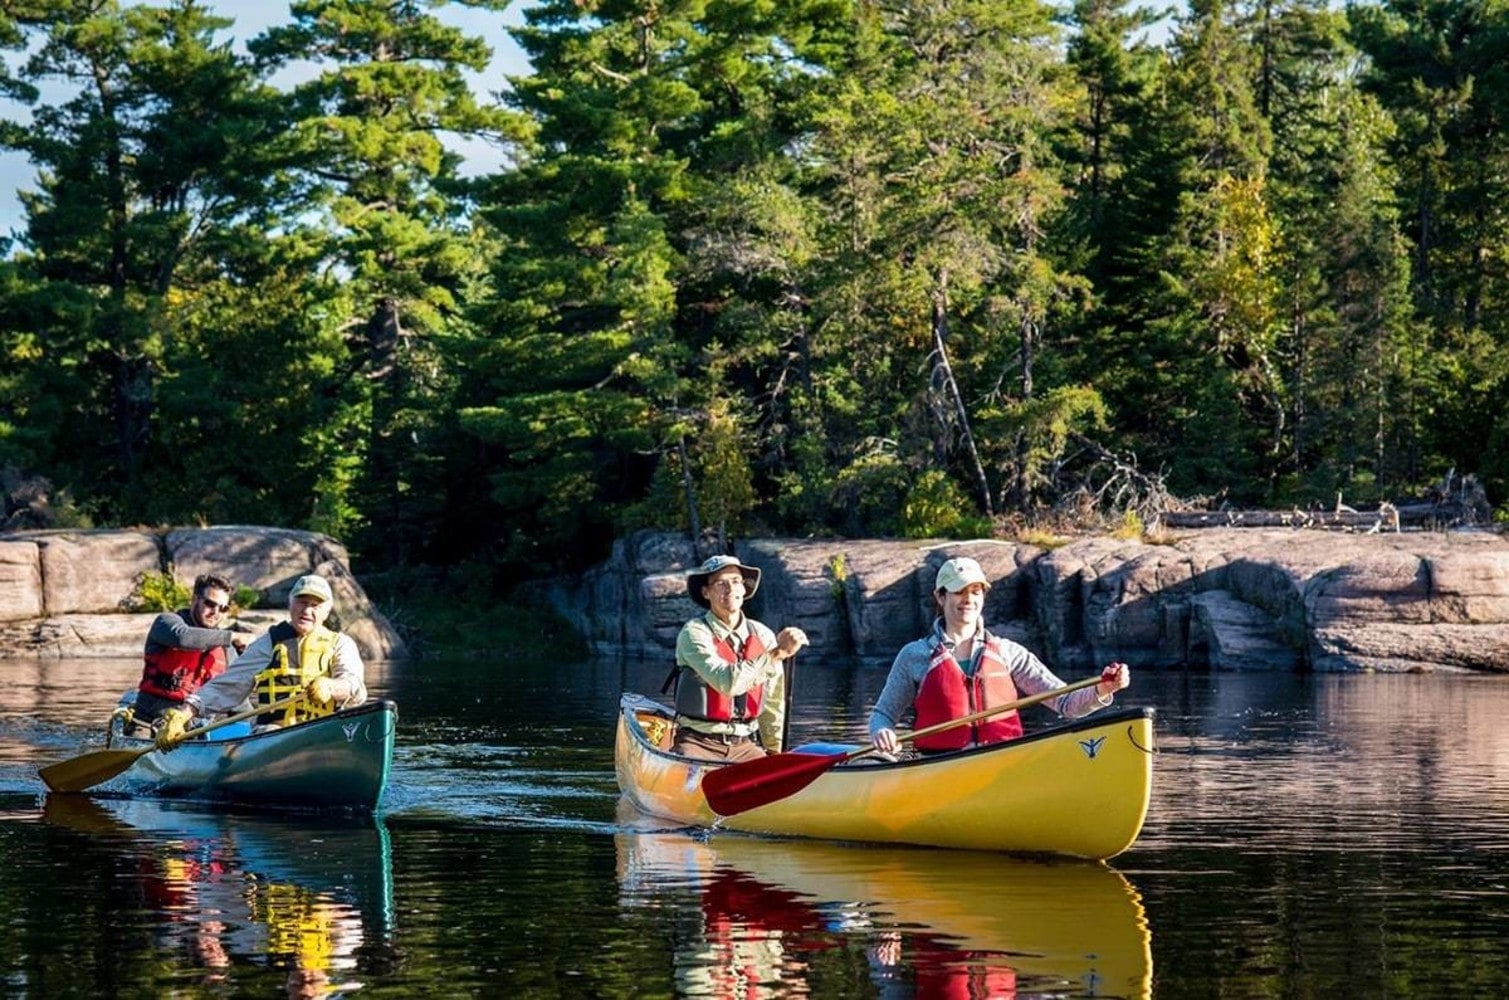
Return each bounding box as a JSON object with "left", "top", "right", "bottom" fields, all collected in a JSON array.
[{"left": 667, "top": 554, "right": 808, "bottom": 763}]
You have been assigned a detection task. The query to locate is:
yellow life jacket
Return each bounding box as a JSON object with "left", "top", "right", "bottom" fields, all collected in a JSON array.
[
  {"left": 251, "top": 881, "right": 335, "bottom": 972},
  {"left": 254, "top": 622, "right": 340, "bottom": 727}
]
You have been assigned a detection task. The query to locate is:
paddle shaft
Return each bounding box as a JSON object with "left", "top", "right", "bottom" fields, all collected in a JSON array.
[
  {"left": 845, "top": 673, "right": 1104, "bottom": 762},
  {"left": 700, "top": 673, "right": 1109, "bottom": 816},
  {"left": 39, "top": 692, "right": 305, "bottom": 793},
  {"left": 164, "top": 692, "right": 305, "bottom": 742},
  {"left": 779, "top": 654, "right": 795, "bottom": 753}
]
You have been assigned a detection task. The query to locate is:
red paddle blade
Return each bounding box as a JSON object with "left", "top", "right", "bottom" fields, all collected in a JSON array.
[{"left": 701, "top": 751, "right": 845, "bottom": 817}]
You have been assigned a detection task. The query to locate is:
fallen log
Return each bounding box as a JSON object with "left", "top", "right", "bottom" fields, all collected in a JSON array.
[{"left": 1159, "top": 501, "right": 1477, "bottom": 532}]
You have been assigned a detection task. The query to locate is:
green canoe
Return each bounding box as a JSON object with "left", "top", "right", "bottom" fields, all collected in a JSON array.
[{"left": 94, "top": 699, "right": 397, "bottom": 812}]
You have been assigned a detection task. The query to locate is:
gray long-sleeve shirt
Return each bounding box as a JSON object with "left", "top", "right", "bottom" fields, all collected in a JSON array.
[
  {"left": 868, "top": 620, "right": 1112, "bottom": 742},
  {"left": 145, "top": 609, "right": 236, "bottom": 656}
]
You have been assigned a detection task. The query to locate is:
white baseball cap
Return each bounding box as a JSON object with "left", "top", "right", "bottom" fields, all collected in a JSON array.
[
  {"left": 290, "top": 574, "right": 333, "bottom": 603},
  {"left": 935, "top": 557, "right": 991, "bottom": 594}
]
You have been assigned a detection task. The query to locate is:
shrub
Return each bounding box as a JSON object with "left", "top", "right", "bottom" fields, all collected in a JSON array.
[{"left": 125, "top": 570, "right": 189, "bottom": 613}]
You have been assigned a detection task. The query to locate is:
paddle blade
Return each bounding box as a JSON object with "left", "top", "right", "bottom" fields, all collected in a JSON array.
[
  {"left": 39, "top": 747, "right": 151, "bottom": 793},
  {"left": 701, "top": 751, "right": 844, "bottom": 817}
]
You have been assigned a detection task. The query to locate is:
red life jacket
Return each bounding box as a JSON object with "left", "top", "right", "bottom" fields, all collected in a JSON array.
[
  {"left": 138, "top": 641, "right": 228, "bottom": 703},
  {"left": 673, "top": 628, "right": 767, "bottom": 725},
  {"left": 913, "top": 636, "right": 1023, "bottom": 751},
  {"left": 913, "top": 944, "right": 1019, "bottom": 1000}
]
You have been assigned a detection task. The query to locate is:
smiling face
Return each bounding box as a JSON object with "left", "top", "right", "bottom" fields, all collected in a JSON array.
[
  {"left": 701, "top": 566, "right": 748, "bottom": 625},
  {"left": 288, "top": 593, "right": 332, "bottom": 636},
  {"left": 192, "top": 587, "right": 232, "bottom": 628},
  {"left": 938, "top": 582, "right": 987, "bottom": 637}
]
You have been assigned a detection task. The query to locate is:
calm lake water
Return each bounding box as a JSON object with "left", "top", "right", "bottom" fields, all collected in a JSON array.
[{"left": 1, "top": 655, "right": 1507, "bottom": 998}]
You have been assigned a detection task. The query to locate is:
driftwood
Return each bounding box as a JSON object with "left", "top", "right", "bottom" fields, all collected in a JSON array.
[{"left": 1160, "top": 501, "right": 1480, "bottom": 532}]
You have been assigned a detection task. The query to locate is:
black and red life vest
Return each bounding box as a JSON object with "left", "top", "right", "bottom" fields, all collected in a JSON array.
[
  {"left": 913, "top": 635, "right": 1023, "bottom": 751},
  {"left": 672, "top": 628, "right": 768, "bottom": 726},
  {"left": 138, "top": 621, "right": 229, "bottom": 704}
]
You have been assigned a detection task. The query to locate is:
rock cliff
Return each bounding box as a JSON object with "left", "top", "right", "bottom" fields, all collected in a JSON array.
[
  {"left": 0, "top": 526, "right": 406, "bottom": 660},
  {"left": 550, "top": 528, "right": 1509, "bottom": 673}
]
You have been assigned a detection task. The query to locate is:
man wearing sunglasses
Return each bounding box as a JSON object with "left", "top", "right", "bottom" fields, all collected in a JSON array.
[{"left": 132, "top": 573, "right": 248, "bottom": 727}]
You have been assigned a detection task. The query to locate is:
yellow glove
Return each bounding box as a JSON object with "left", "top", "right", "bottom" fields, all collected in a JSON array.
[
  {"left": 155, "top": 707, "right": 192, "bottom": 751},
  {"left": 306, "top": 675, "right": 336, "bottom": 706}
]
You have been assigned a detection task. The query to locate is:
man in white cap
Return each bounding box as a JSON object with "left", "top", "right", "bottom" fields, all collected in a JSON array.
[
  {"left": 669, "top": 554, "right": 810, "bottom": 762},
  {"left": 156, "top": 573, "right": 368, "bottom": 748},
  {"left": 869, "top": 556, "right": 1129, "bottom": 755}
]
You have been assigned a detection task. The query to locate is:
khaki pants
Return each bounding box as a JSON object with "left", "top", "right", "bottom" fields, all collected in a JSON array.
[{"left": 672, "top": 729, "right": 767, "bottom": 763}]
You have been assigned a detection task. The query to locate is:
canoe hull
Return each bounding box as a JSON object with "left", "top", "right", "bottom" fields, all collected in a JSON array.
[
  {"left": 97, "top": 700, "right": 397, "bottom": 812},
  {"left": 615, "top": 694, "right": 1154, "bottom": 859}
]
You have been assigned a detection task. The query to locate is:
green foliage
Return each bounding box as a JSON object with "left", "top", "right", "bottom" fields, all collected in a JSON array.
[
  {"left": 828, "top": 451, "right": 911, "bottom": 538},
  {"left": 826, "top": 552, "right": 849, "bottom": 600},
  {"left": 1110, "top": 508, "right": 1145, "bottom": 540},
  {"left": 6, "top": 0, "right": 1509, "bottom": 583},
  {"left": 125, "top": 571, "right": 189, "bottom": 613},
  {"left": 361, "top": 563, "right": 589, "bottom": 662},
  {"left": 901, "top": 470, "right": 993, "bottom": 540}
]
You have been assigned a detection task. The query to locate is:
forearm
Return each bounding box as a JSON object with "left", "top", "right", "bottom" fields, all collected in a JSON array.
[
  {"left": 1008, "top": 654, "right": 1107, "bottom": 718},
  {"left": 868, "top": 652, "right": 924, "bottom": 738},
  {"left": 148, "top": 613, "right": 232, "bottom": 652},
  {"left": 328, "top": 637, "right": 367, "bottom": 704},
  {"left": 185, "top": 658, "right": 260, "bottom": 716}
]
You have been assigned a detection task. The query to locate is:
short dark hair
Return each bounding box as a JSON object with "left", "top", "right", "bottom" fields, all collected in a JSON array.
[{"left": 193, "top": 573, "right": 234, "bottom": 597}]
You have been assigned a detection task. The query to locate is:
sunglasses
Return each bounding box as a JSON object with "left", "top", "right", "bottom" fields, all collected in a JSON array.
[{"left": 199, "top": 597, "right": 231, "bottom": 613}]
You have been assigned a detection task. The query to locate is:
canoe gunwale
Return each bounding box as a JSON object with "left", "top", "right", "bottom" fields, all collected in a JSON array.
[
  {"left": 109, "top": 698, "right": 399, "bottom": 752},
  {"left": 618, "top": 692, "right": 1156, "bottom": 771}
]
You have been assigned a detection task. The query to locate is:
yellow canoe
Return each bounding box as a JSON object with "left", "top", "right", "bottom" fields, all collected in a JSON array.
[
  {"left": 617, "top": 828, "right": 1153, "bottom": 998},
  {"left": 614, "top": 693, "right": 1155, "bottom": 860}
]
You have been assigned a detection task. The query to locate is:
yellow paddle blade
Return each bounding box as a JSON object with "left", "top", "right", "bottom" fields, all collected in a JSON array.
[{"left": 38, "top": 746, "right": 152, "bottom": 794}]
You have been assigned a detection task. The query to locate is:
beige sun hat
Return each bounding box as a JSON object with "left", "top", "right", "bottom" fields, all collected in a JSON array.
[{"left": 686, "top": 554, "right": 761, "bottom": 608}]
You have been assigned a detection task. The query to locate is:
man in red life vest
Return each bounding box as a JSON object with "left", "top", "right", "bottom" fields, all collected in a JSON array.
[
  {"left": 670, "top": 554, "right": 809, "bottom": 762},
  {"left": 869, "top": 556, "right": 1130, "bottom": 755},
  {"left": 133, "top": 573, "right": 247, "bottom": 727}
]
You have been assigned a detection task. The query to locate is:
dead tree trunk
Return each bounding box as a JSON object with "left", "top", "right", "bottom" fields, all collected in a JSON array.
[{"left": 931, "top": 273, "right": 994, "bottom": 519}]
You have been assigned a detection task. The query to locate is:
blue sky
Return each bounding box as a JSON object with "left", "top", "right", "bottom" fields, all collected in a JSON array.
[{"left": 0, "top": 1, "right": 531, "bottom": 239}]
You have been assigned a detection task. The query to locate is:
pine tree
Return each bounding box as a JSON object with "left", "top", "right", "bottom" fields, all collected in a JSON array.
[
  {"left": 251, "top": 0, "right": 525, "bottom": 565},
  {"left": 2, "top": 1, "right": 291, "bottom": 520},
  {"left": 461, "top": 0, "right": 848, "bottom": 566}
]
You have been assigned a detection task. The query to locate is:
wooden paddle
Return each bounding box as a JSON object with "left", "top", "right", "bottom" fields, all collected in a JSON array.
[
  {"left": 39, "top": 693, "right": 303, "bottom": 794},
  {"left": 700, "top": 674, "right": 1104, "bottom": 817}
]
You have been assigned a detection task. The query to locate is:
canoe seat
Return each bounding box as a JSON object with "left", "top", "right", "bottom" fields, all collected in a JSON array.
[{"left": 789, "top": 742, "right": 859, "bottom": 756}]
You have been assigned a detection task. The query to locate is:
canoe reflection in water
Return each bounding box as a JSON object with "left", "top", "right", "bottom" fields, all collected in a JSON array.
[
  {"left": 615, "top": 810, "right": 1152, "bottom": 998},
  {"left": 42, "top": 795, "right": 395, "bottom": 998}
]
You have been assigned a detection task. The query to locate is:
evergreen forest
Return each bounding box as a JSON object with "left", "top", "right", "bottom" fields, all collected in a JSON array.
[{"left": 2, "top": 0, "right": 1507, "bottom": 589}]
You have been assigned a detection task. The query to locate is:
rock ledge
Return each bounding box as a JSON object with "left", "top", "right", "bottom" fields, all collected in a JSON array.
[{"left": 0, "top": 526, "right": 406, "bottom": 661}]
